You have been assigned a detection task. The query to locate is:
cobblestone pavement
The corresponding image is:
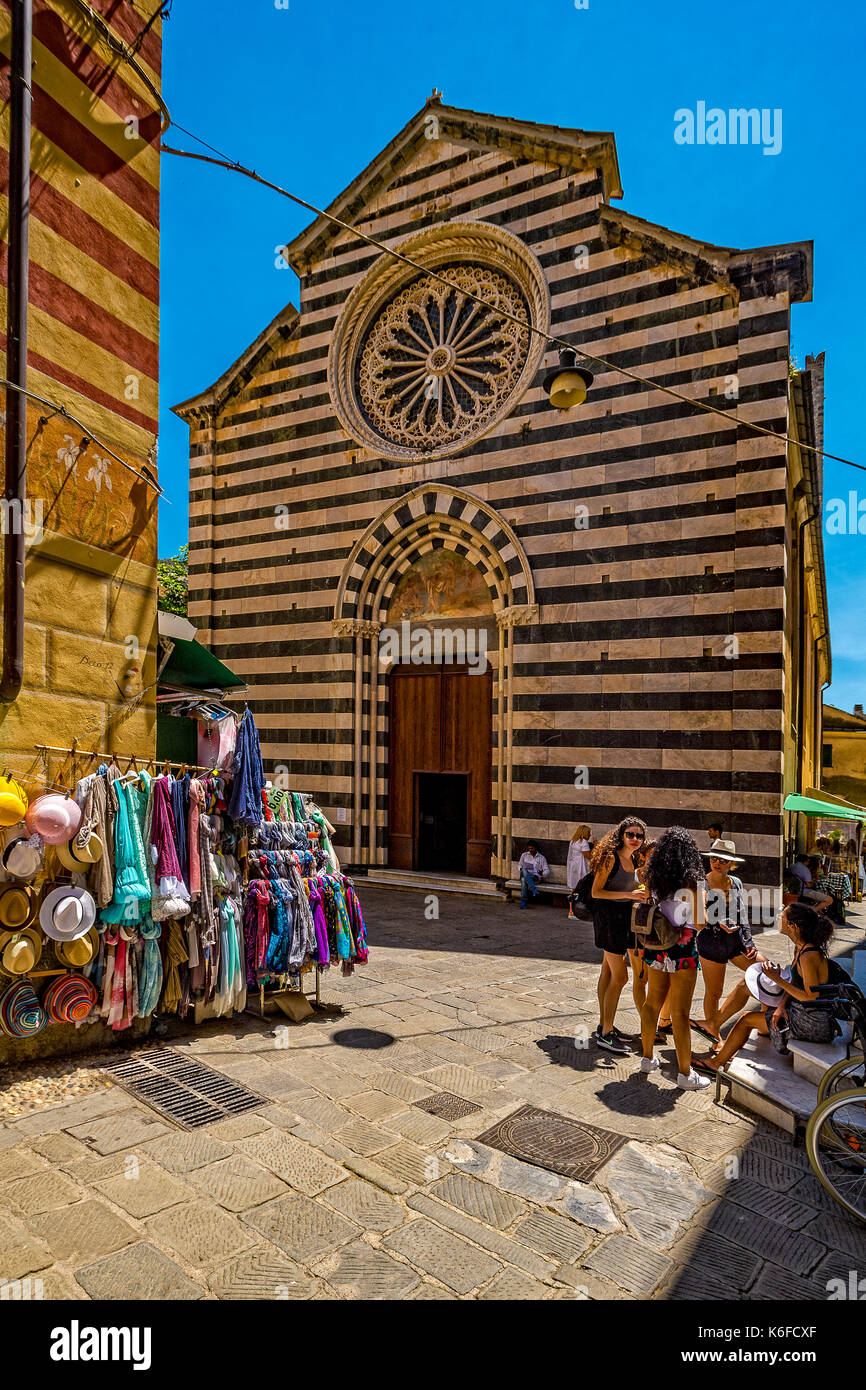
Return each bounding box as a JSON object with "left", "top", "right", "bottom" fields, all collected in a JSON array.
[{"left": 1, "top": 887, "right": 864, "bottom": 1300}]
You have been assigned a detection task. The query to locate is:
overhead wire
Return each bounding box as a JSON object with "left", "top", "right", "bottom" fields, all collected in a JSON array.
[{"left": 161, "top": 124, "right": 859, "bottom": 474}]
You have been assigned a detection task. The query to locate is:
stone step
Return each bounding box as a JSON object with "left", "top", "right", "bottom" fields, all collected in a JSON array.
[
  {"left": 724, "top": 1034, "right": 817, "bottom": 1136},
  {"left": 365, "top": 869, "right": 504, "bottom": 898}
]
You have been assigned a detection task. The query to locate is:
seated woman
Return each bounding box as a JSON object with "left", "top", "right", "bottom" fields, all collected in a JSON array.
[{"left": 695, "top": 903, "right": 836, "bottom": 1073}]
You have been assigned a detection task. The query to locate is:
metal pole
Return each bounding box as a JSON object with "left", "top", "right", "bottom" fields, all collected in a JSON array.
[{"left": 1, "top": 0, "right": 32, "bottom": 703}]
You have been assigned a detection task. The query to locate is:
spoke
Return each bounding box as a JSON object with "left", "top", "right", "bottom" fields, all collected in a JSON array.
[
  {"left": 444, "top": 374, "right": 461, "bottom": 417},
  {"left": 452, "top": 364, "right": 496, "bottom": 384},
  {"left": 383, "top": 367, "right": 428, "bottom": 387},
  {"left": 454, "top": 318, "right": 500, "bottom": 352},
  {"left": 450, "top": 302, "right": 486, "bottom": 348},
  {"left": 444, "top": 293, "right": 466, "bottom": 344},
  {"left": 403, "top": 324, "right": 435, "bottom": 355}
]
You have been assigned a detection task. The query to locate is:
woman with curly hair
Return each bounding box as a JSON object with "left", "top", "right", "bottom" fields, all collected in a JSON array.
[
  {"left": 695, "top": 903, "right": 837, "bottom": 1074},
  {"left": 590, "top": 816, "right": 648, "bottom": 1054},
  {"left": 638, "top": 825, "right": 710, "bottom": 1089}
]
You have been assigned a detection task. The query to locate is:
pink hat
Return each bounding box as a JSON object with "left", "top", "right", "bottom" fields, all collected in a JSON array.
[{"left": 25, "top": 794, "right": 82, "bottom": 845}]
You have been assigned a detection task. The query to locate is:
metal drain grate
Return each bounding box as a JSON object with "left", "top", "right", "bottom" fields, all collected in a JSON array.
[
  {"left": 101, "top": 1048, "right": 265, "bottom": 1130},
  {"left": 476, "top": 1103, "right": 628, "bottom": 1183}
]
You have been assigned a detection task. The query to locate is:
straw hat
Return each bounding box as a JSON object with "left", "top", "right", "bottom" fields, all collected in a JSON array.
[
  {"left": 55, "top": 831, "right": 104, "bottom": 873},
  {"left": 0, "top": 776, "right": 28, "bottom": 829},
  {"left": 54, "top": 925, "right": 99, "bottom": 969},
  {"left": 0, "top": 883, "right": 39, "bottom": 931},
  {"left": 39, "top": 885, "right": 97, "bottom": 941},
  {"left": 1, "top": 835, "right": 42, "bottom": 881},
  {"left": 24, "top": 794, "right": 82, "bottom": 845},
  {"left": 0, "top": 925, "right": 42, "bottom": 977},
  {"left": 702, "top": 838, "right": 746, "bottom": 866}
]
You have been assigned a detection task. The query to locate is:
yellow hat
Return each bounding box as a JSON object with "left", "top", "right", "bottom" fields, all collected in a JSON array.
[
  {"left": 0, "top": 777, "right": 28, "bottom": 829},
  {"left": 55, "top": 832, "right": 104, "bottom": 873},
  {"left": 54, "top": 925, "right": 99, "bottom": 969},
  {"left": 0, "top": 884, "right": 38, "bottom": 931},
  {"left": 0, "top": 925, "right": 42, "bottom": 976}
]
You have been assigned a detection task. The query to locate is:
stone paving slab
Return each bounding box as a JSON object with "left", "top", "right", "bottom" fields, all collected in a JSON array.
[
  {"left": 28, "top": 1133, "right": 91, "bottom": 1163},
  {"left": 208, "top": 1248, "right": 319, "bottom": 1300},
  {"left": 241, "top": 1194, "right": 360, "bottom": 1262},
  {"left": 94, "top": 1165, "right": 193, "bottom": 1218},
  {"left": 205, "top": 1114, "right": 273, "bottom": 1142},
  {"left": 373, "top": 1140, "right": 450, "bottom": 1187},
  {"left": 695, "top": 1202, "right": 827, "bottom": 1279},
  {"left": 187, "top": 1156, "right": 290, "bottom": 1212},
  {"left": 372, "top": 1071, "right": 436, "bottom": 1102},
  {"left": 237, "top": 1131, "right": 346, "bottom": 1196},
  {"left": 8, "top": 1090, "right": 135, "bottom": 1137},
  {"left": 66, "top": 1111, "right": 171, "bottom": 1155},
  {"left": 343, "top": 1156, "right": 409, "bottom": 1194},
  {"left": 75, "top": 1242, "right": 205, "bottom": 1300},
  {"left": 407, "top": 1192, "right": 556, "bottom": 1281},
  {"left": 383, "top": 1217, "right": 502, "bottom": 1295},
  {"left": 145, "top": 1199, "right": 256, "bottom": 1266},
  {"left": 0, "top": 1169, "right": 85, "bottom": 1216},
  {"left": 479, "top": 1268, "right": 550, "bottom": 1299},
  {"left": 586, "top": 1233, "right": 675, "bottom": 1296},
  {"left": 429, "top": 1173, "right": 526, "bottom": 1230},
  {"left": 0, "top": 1147, "right": 47, "bottom": 1182},
  {"left": 323, "top": 1179, "right": 404, "bottom": 1232},
  {"left": 140, "top": 1132, "right": 235, "bottom": 1173},
  {"left": 382, "top": 1109, "right": 453, "bottom": 1147},
  {"left": 28, "top": 1199, "right": 137, "bottom": 1263},
  {"left": 336, "top": 1120, "right": 398, "bottom": 1157},
  {"left": 328, "top": 1240, "right": 420, "bottom": 1299},
  {"left": 513, "top": 1210, "right": 593, "bottom": 1263},
  {"left": 0, "top": 1211, "right": 53, "bottom": 1278},
  {"left": 343, "top": 1091, "right": 407, "bottom": 1122},
  {"left": 667, "top": 1228, "right": 763, "bottom": 1292}
]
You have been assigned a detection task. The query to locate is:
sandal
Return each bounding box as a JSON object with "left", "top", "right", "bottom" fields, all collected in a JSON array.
[
  {"left": 689, "top": 1020, "right": 720, "bottom": 1045},
  {"left": 692, "top": 1056, "right": 725, "bottom": 1075}
]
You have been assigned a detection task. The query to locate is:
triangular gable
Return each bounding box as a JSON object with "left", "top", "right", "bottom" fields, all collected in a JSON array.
[
  {"left": 285, "top": 96, "right": 622, "bottom": 274},
  {"left": 172, "top": 303, "right": 300, "bottom": 421}
]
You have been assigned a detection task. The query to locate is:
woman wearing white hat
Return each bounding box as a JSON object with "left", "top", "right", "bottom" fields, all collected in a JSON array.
[
  {"left": 690, "top": 839, "right": 766, "bottom": 1047},
  {"left": 695, "top": 903, "right": 837, "bottom": 1074}
]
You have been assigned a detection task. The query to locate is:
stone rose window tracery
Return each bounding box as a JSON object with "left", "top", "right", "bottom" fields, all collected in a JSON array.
[
  {"left": 327, "top": 221, "right": 551, "bottom": 463},
  {"left": 356, "top": 265, "right": 530, "bottom": 453}
]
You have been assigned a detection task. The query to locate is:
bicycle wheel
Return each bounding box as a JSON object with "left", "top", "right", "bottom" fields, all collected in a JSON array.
[
  {"left": 806, "top": 1089, "right": 866, "bottom": 1224},
  {"left": 817, "top": 1052, "right": 866, "bottom": 1104}
]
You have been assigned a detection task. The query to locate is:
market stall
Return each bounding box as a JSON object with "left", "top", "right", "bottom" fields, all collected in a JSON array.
[{"left": 0, "top": 706, "right": 368, "bottom": 1054}]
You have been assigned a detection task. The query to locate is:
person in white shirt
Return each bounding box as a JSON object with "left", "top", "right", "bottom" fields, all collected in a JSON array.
[
  {"left": 518, "top": 843, "right": 549, "bottom": 908},
  {"left": 567, "top": 824, "right": 592, "bottom": 919}
]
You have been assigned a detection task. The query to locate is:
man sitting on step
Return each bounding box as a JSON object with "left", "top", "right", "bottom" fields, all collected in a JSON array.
[{"left": 518, "top": 842, "right": 549, "bottom": 908}]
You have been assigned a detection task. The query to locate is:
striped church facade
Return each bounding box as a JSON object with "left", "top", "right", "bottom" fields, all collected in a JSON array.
[
  {"left": 178, "top": 100, "right": 829, "bottom": 890},
  {"left": 0, "top": 0, "right": 162, "bottom": 764}
]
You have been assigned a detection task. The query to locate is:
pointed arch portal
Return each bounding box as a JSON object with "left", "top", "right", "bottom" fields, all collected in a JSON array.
[{"left": 333, "top": 485, "right": 536, "bottom": 878}]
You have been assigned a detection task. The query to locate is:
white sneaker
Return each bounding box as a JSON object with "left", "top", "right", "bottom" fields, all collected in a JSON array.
[
  {"left": 677, "top": 1069, "right": 711, "bottom": 1090},
  {"left": 639, "top": 1055, "right": 660, "bottom": 1073}
]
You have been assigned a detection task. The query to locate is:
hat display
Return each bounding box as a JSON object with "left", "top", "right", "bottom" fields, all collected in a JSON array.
[
  {"left": 0, "top": 926, "right": 42, "bottom": 977},
  {"left": 745, "top": 960, "right": 791, "bottom": 1008},
  {"left": 42, "top": 974, "right": 98, "bottom": 1024},
  {"left": 55, "top": 831, "right": 104, "bottom": 874},
  {"left": 0, "top": 883, "right": 39, "bottom": 931},
  {"left": 0, "top": 776, "right": 28, "bottom": 829},
  {"left": 2, "top": 835, "right": 43, "bottom": 881},
  {"left": 0, "top": 979, "right": 46, "bottom": 1037},
  {"left": 702, "top": 838, "right": 746, "bottom": 865},
  {"left": 54, "top": 925, "right": 99, "bottom": 969},
  {"left": 25, "top": 794, "right": 82, "bottom": 846},
  {"left": 39, "top": 885, "right": 97, "bottom": 941}
]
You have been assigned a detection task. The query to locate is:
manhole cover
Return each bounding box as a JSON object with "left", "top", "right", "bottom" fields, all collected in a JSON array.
[
  {"left": 100, "top": 1048, "right": 264, "bottom": 1130},
  {"left": 332, "top": 1028, "right": 395, "bottom": 1049},
  {"left": 414, "top": 1092, "right": 482, "bottom": 1120},
  {"left": 476, "top": 1104, "right": 627, "bottom": 1183}
]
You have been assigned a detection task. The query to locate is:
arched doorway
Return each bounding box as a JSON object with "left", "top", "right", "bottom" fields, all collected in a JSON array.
[{"left": 385, "top": 550, "right": 493, "bottom": 877}]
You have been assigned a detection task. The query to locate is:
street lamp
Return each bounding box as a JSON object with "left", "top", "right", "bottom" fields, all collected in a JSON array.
[{"left": 543, "top": 347, "right": 594, "bottom": 410}]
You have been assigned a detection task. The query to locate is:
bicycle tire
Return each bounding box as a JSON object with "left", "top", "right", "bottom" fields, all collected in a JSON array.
[
  {"left": 806, "top": 1089, "right": 866, "bottom": 1224},
  {"left": 817, "top": 1053, "right": 866, "bottom": 1104}
]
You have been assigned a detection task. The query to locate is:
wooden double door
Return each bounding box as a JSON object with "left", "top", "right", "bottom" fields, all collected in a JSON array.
[{"left": 388, "top": 665, "right": 492, "bottom": 878}]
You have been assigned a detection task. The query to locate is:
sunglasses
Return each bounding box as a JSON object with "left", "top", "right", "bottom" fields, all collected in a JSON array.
[{"left": 624, "top": 831, "right": 645, "bottom": 840}]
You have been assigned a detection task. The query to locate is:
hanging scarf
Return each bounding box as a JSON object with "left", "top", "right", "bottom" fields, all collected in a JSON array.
[
  {"left": 188, "top": 779, "right": 203, "bottom": 899},
  {"left": 345, "top": 880, "right": 369, "bottom": 963},
  {"left": 147, "top": 778, "right": 190, "bottom": 920},
  {"left": 227, "top": 709, "right": 265, "bottom": 825},
  {"left": 160, "top": 919, "right": 189, "bottom": 1014},
  {"left": 170, "top": 773, "right": 190, "bottom": 888},
  {"left": 307, "top": 879, "right": 330, "bottom": 968},
  {"left": 100, "top": 780, "right": 150, "bottom": 925},
  {"left": 74, "top": 773, "right": 114, "bottom": 907},
  {"left": 244, "top": 881, "right": 270, "bottom": 985},
  {"left": 137, "top": 915, "right": 163, "bottom": 1017},
  {"left": 289, "top": 864, "right": 317, "bottom": 961},
  {"left": 267, "top": 879, "right": 293, "bottom": 974}
]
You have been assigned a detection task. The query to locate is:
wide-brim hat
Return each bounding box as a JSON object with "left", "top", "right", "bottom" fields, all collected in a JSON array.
[
  {"left": 0, "top": 883, "right": 39, "bottom": 931},
  {"left": 54, "top": 831, "right": 104, "bottom": 874},
  {"left": 0, "top": 925, "right": 42, "bottom": 977},
  {"left": 745, "top": 960, "right": 791, "bottom": 1007},
  {"left": 25, "top": 794, "right": 82, "bottom": 845},
  {"left": 54, "top": 925, "right": 99, "bottom": 969},
  {"left": 0, "top": 979, "right": 46, "bottom": 1037},
  {"left": 0, "top": 777, "right": 28, "bottom": 828},
  {"left": 1, "top": 835, "right": 43, "bottom": 881},
  {"left": 39, "top": 885, "right": 97, "bottom": 941},
  {"left": 703, "top": 838, "right": 746, "bottom": 865}
]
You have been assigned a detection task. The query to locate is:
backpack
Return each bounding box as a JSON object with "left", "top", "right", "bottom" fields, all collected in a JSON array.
[
  {"left": 569, "top": 871, "right": 596, "bottom": 922},
  {"left": 631, "top": 896, "right": 681, "bottom": 951}
]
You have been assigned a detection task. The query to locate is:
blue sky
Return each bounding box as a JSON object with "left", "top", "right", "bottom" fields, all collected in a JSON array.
[{"left": 159, "top": 0, "right": 865, "bottom": 710}]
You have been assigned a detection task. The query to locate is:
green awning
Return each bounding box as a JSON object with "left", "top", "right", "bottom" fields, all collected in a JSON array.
[
  {"left": 783, "top": 793, "right": 866, "bottom": 822},
  {"left": 160, "top": 636, "right": 245, "bottom": 691}
]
